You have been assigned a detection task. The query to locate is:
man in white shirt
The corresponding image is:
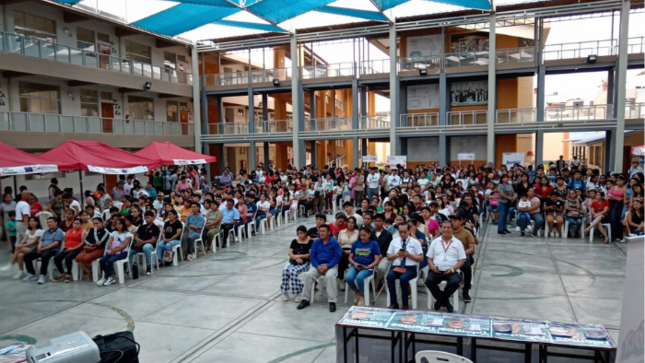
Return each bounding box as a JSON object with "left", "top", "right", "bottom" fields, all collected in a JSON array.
[
  {"left": 124, "top": 176, "right": 135, "bottom": 195},
  {"left": 425, "top": 220, "right": 466, "bottom": 313},
  {"left": 386, "top": 223, "right": 424, "bottom": 310},
  {"left": 629, "top": 160, "right": 644, "bottom": 178},
  {"left": 343, "top": 202, "right": 363, "bottom": 225},
  {"left": 387, "top": 169, "right": 402, "bottom": 191},
  {"left": 366, "top": 167, "right": 381, "bottom": 201},
  {"left": 63, "top": 193, "right": 81, "bottom": 219},
  {"left": 15, "top": 190, "right": 31, "bottom": 243}
]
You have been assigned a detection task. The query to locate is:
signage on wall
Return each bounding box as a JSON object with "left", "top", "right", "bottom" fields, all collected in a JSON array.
[
  {"left": 112, "top": 98, "right": 122, "bottom": 117},
  {"left": 502, "top": 152, "right": 525, "bottom": 167},
  {"left": 458, "top": 153, "right": 476, "bottom": 161},
  {"left": 363, "top": 155, "right": 378, "bottom": 162},
  {"left": 408, "top": 84, "right": 440, "bottom": 110},
  {"left": 407, "top": 35, "right": 443, "bottom": 58},
  {"left": 387, "top": 155, "right": 407, "bottom": 168}
]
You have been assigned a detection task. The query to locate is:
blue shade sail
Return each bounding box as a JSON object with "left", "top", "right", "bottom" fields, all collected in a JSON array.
[
  {"left": 246, "top": 0, "right": 337, "bottom": 24},
  {"left": 211, "top": 20, "right": 288, "bottom": 32},
  {"left": 428, "top": 0, "right": 490, "bottom": 10},
  {"left": 132, "top": 3, "right": 241, "bottom": 36},
  {"left": 369, "top": 0, "right": 410, "bottom": 11},
  {"left": 316, "top": 6, "right": 388, "bottom": 21},
  {"left": 157, "top": 0, "right": 239, "bottom": 6}
]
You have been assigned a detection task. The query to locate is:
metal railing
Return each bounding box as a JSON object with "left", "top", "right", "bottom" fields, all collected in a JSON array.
[
  {"left": 360, "top": 59, "right": 391, "bottom": 75},
  {"left": 399, "top": 112, "right": 440, "bottom": 127},
  {"left": 301, "top": 62, "right": 354, "bottom": 79},
  {"left": 545, "top": 104, "right": 613, "bottom": 122},
  {"left": 543, "top": 37, "right": 644, "bottom": 61},
  {"left": 304, "top": 117, "right": 352, "bottom": 131},
  {"left": 0, "top": 30, "right": 192, "bottom": 85},
  {"left": 446, "top": 110, "right": 488, "bottom": 125},
  {"left": 254, "top": 119, "right": 293, "bottom": 133},
  {"left": 204, "top": 67, "right": 293, "bottom": 87},
  {"left": 496, "top": 108, "right": 537, "bottom": 124},
  {"left": 444, "top": 51, "right": 490, "bottom": 68},
  {"left": 399, "top": 55, "right": 442, "bottom": 71},
  {"left": 496, "top": 47, "right": 535, "bottom": 64},
  {"left": 360, "top": 115, "right": 390, "bottom": 129},
  {"left": 0, "top": 111, "right": 193, "bottom": 136}
]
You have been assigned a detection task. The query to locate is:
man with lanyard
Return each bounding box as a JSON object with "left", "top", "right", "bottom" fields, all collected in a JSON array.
[
  {"left": 297, "top": 224, "right": 342, "bottom": 312},
  {"left": 449, "top": 213, "right": 476, "bottom": 303},
  {"left": 130, "top": 211, "right": 160, "bottom": 276},
  {"left": 366, "top": 167, "right": 381, "bottom": 202},
  {"left": 385, "top": 223, "right": 424, "bottom": 310},
  {"left": 14, "top": 190, "right": 30, "bottom": 245},
  {"left": 425, "top": 220, "right": 466, "bottom": 313}
]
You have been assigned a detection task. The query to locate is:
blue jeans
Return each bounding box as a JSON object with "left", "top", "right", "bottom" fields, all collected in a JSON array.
[
  {"left": 386, "top": 266, "right": 417, "bottom": 307},
  {"left": 498, "top": 203, "right": 515, "bottom": 232},
  {"left": 129, "top": 243, "right": 154, "bottom": 266},
  {"left": 517, "top": 211, "right": 530, "bottom": 231},
  {"left": 255, "top": 213, "right": 267, "bottom": 229},
  {"left": 418, "top": 246, "right": 428, "bottom": 270},
  {"left": 566, "top": 217, "right": 583, "bottom": 236},
  {"left": 99, "top": 252, "right": 127, "bottom": 279},
  {"left": 367, "top": 188, "right": 379, "bottom": 201},
  {"left": 156, "top": 239, "right": 180, "bottom": 261},
  {"left": 345, "top": 265, "right": 373, "bottom": 293}
]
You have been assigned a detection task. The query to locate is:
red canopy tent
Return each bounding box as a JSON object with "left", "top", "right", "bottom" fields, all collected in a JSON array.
[
  {"left": 0, "top": 142, "right": 59, "bottom": 176},
  {"left": 38, "top": 140, "right": 161, "bottom": 174},
  {"left": 134, "top": 141, "right": 216, "bottom": 166}
]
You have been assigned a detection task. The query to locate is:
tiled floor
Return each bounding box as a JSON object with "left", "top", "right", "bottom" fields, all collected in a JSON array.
[{"left": 0, "top": 216, "right": 627, "bottom": 362}]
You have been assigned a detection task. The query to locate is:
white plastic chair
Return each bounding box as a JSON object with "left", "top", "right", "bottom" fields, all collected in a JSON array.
[
  {"left": 235, "top": 224, "right": 245, "bottom": 242},
  {"left": 114, "top": 247, "right": 133, "bottom": 284},
  {"left": 564, "top": 218, "right": 585, "bottom": 239},
  {"left": 35, "top": 211, "right": 53, "bottom": 229},
  {"left": 102, "top": 209, "right": 111, "bottom": 222},
  {"left": 259, "top": 216, "right": 269, "bottom": 234},
  {"left": 247, "top": 212, "right": 258, "bottom": 237},
  {"left": 386, "top": 265, "right": 419, "bottom": 309},
  {"left": 589, "top": 223, "right": 612, "bottom": 243},
  {"left": 171, "top": 222, "right": 186, "bottom": 265},
  {"left": 344, "top": 268, "right": 377, "bottom": 306},
  {"left": 311, "top": 274, "right": 326, "bottom": 303},
  {"left": 113, "top": 202, "right": 123, "bottom": 210},
  {"left": 426, "top": 280, "right": 460, "bottom": 311},
  {"left": 193, "top": 223, "right": 208, "bottom": 258},
  {"left": 415, "top": 351, "right": 473, "bottom": 363}
]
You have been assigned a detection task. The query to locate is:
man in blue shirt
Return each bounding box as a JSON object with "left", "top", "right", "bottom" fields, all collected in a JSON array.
[
  {"left": 184, "top": 202, "right": 205, "bottom": 260},
  {"left": 23, "top": 217, "right": 64, "bottom": 284},
  {"left": 297, "top": 224, "right": 342, "bottom": 312},
  {"left": 244, "top": 193, "right": 258, "bottom": 236},
  {"left": 220, "top": 199, "right": 240, "bottom": 248}
]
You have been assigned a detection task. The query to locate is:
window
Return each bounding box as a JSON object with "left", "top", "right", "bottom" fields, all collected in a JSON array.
[
  {"left": 14, "top": 11, "right": 56, "bottom": 41},
  {"left": 97, "top": 32, "right": 109, "bottom": 42},
  {"left": 125, "top": 40, "right": 151, "bottom": 64},
  {"left": 100, "top": 92, "right": 112, "bottom": 100},
  {"left": 77, "top": 28, "right": 95, "bottom": 51},
  {"left": 128, "top": 96, "right": 154, "bottom": 120},
  {"left": 19, "top": 82, "right": 60, "bottom": 114},
  {"left": 166, "top": 100, "right": 178, "bottom": 122},
  {"left": 80, "top": 89, "right": 99, "bottom": 116},
  {"left": 164, "top": 51, "right": 177, "bottom": 70}
]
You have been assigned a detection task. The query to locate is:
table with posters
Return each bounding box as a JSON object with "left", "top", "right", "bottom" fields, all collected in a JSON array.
[{"left": 335, "top": 306, "right": 616, "bottom": 363}]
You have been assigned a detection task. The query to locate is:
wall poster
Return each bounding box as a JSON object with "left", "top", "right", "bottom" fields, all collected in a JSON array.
[
  {"left": 408, "top": 84, "right": 440, "bottom": 110},
  {"left": 406, "top": 35, "right": 443, "bottom": 58},
  {"left": 450, "top": 81, "right": 488, "bottom": 106},
  {"left": 450, "top": 32, "right": 489, "bottom": 53}
]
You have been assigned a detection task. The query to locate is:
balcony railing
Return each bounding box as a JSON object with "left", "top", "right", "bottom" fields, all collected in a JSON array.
[
  {"left": 496, "top": 108, "right": 537, "bottom": 124},
  {"left": 301, "top": 62, "right": 354, "bottom": 79},
  {"left": 361, "top": 59, "right": 391, "bottom": 75},
  {"left": 254, "top": 119, "right": 293, "bottom": 133},
  {"left": 304, "top": 117, "right": 352, "bottom": 132},
  {"left": 0, "top": 30, "right": 192, "bottom": 85},
  {"left": 0, "top": 112, "right": 193, "bottom": 136},
  {"left": 204, "top": 68, "right": 292, "bottom": 87},
  {"left": 444, "top": 51, "right": 491, "bottom": 68},
  {"left": 360, "top": 115, "right": 390, "bottom": 129},
  {"left": 399, "top": 112, "right": 440, "bottom": 127},
  {"left": 496, "top": 47, "right": 535, "bottom": 64},
  {"left": 399, "top": 55, "right": 442, "bottom": 72},
  {"left": 446, "top": 110, "right": 488, "bottom": 125},
  {"left": 543, "top": 37, "right": 644, "bottom": 61}
]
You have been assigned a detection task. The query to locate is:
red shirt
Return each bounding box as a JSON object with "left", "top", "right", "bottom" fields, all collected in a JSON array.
[
  {"left": 328, "top": 222, "right": 346, "bottom": 237},
  {"left": 534, "top": 185, "right": 554, "bottom": 199},
  {"left": 64, "top": 227, "right": 84, "bottom": 249},
  {"left": 30, "top": 202, "right": 43, "bottom": 217},
  {"left": 591, "top": 200, "right": 609, "bottom": 214}
]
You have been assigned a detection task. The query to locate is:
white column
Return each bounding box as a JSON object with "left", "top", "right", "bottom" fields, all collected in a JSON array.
[
  {"left": 191, "top": 43, "right": 202, "bottom": 153},
  {"left": 389, "top": 22, "right": 397, "bottom": 155},
  {"left": 613, "top": 0, "right": 630, "bottom": 171},
  {"left": 291, "top": 32, "right": 301, "bottom": 168},
  {"left": 486, "top": 8, "right": 496, "bottom": 165}
]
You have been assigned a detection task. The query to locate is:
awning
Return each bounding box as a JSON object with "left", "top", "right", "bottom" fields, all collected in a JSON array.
[
  {"left": 134, "top": 141, "right": 216, "bottom": 166},
  {"left": 38, "top": 141, "right": 161, "bottom": 174},
  {"left": 0, "top": 142, "right": 59, "bottom": 176}
]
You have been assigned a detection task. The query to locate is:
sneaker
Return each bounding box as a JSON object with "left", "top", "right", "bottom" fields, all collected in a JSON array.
[
  {"left": 0, "top": 264, "right": 11, "bottom": 272},
  {"left": 23, "top": 273, "right": 38, "bottom": 282},
  {"left": 516, "top": 227, "right": 521, "bottom": 232},
  {"left": 329, "top": 303, "right": 337, "bottom": 312},
  {"left": 294, "top": 294, "right": 302, "bottom": 302},
  {"left": 13, "top": 270, "right": 24, "bottom": 279},
  {"left": 37, "top": 275, "right": 46, "bottom": 285},
  {"left": 103, "top": 277, "right": 116, "bottom": 286},
  {"left": 281, "top": 292, "right": 289, "bottom": 301},
  {"left": 463, "top": 291, "right": 472, "bottom": 303},
  {"left": 146, "top": 266, "right": 151, "bottom": 276},
  {"left": 186, "top": 254, "right": 194, "bottom": 261},
  {"left": 96, "top": 277, "right": 106, "bottom": 286},
  {"left": 531, "top": 233, "right": 539, "bottom": 238}
]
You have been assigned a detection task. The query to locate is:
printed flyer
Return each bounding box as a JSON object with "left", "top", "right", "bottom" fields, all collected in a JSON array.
[
  {"left": 338, "top": 307, "right": 396, "bottom": 329},
  {"left": 491, "top": 318, "right": 552, "bottom": 343},
  {"left": 387, "top": 311, "right": 445, "bottom": 333},
  {"left": 547, "top": 323, "right": 614, "bottom": 349},
  {"left": 437, "top": 314, "right": 491, "bottom": 338}
]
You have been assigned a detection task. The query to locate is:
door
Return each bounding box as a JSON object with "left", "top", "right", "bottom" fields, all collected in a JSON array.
[
  {"left": 179, "top": 108, "right": 188, "bottom": 135},
  {"left": 177, "top": 61, "right": 188, "bottom": 84},
  {"left": 98, "top": 43, "right": 111, "bottom": 70},
  {"left": 101, "top": 102, "right": 114, "bottom": 133}
]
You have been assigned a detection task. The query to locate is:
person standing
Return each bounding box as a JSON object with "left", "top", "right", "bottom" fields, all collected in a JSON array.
[
  {"left": 15, "top": 191, "right": 31, "bottom": 247},
  {"left": 496, "top": 174, "right": 516, "bottom": 235},
  {"left": 366, "top": 167, "right": 381, "bottom": 202}
]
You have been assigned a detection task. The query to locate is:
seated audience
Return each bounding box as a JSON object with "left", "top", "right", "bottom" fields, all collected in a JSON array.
[{"left": 280, "top": 225, "right": 313, "bottom": 301}]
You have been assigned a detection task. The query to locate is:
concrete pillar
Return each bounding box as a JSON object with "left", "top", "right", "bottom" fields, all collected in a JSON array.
[
  {"left": 201, "top": 86, "right": 210, "bottom": 179},
  {"left": 353, "top": 136, "right": 359, "bottom": 168},
  {"left": 613, "top": 0, "right": 630, "bottom": 172},
  {"left": 291, "top": 33, "right": 302, "bottom": 168},
  {"left": 352, "top": 80, "right": 359, "bottom": 129},
  {"left": 309, "top": 90, "right": 315, "bottom": 119},
  {"left": 607, "top": 68, "right": 615, "bottom": 107},
  {"left": 486, "top": 8, "right": 496, "bottom": 165},
  {"left": 263, "top": 142, "right": 270, "bottom": 167},
  {"left": 191, "top": 43, "right": 202, "bottom": 153},
  {"left": 248, "top": 88, "right": 255, "bottom": 133},
  {"left": 218, "top": 146, "right": 225, "bottom": 174},
  {"left": 389, "top": 22, "right": 398, "bottom": 155},
  {"left": 360, "top": 86, "right": 367, "bottom": 117},
  {"left": 439, "top": 73, "right": 448, "bottom": 166},
  {"left": 605, "top": 130, "right": 614, "bottom": 172},
  {"left": 310, "top": 141, "right": 316, "bottom": 166},
  {"left": 249, "top": 141, "right": 256, "bottom": 170},
  {"left": 536, "top": 65, "right": 546, "bottom": 166},
  {"left": 262, "top": 93, "right": 268, "bottom": 133}
]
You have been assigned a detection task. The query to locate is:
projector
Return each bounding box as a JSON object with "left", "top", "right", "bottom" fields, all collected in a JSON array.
[{"left": 26, "top": 331, "right": 100, "bottom": 363}]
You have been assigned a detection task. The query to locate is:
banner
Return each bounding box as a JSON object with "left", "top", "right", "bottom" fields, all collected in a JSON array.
[
  {"left": 386, "top": 156, "right": 407, "bottom": 168},
  {"left": 87, "top": 165, "right": 149, "bottom": 175},
  {"left": 363, "top": 155, "right": 378, "bottom": 162},
  {"left": 173, "top": 159, "right": 208, "bottom": 165},
  {"left": 0, "top": 164, "right": 59, "bottom": 176},
  {"left": 458, "top": 153, "right": 476, "bottom": 161},
  {"left": 502, "top": 152, "right": 525, "bottom": 167}
]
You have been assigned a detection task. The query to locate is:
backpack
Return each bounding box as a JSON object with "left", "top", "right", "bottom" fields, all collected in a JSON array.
[{"left": 93, "top": 331, "right": 139, "bottom": 363}]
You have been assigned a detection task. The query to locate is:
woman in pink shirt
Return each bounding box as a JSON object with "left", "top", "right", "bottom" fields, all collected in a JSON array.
[{"left": 420, "top": 206, "right": 440, "bottom": 238}]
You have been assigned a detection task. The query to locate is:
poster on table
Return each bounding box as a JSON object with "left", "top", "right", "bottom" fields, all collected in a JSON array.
[
  {"left": 387, "top": 311, "right": 445, "bottom": 333},
  {"left": 491, "top": 318, "right": 552, "bottom": 343},
  {"left": 387, "top": 156, "right": 407, "bottom": 168},
  {"left": 450, "top": 81, "right": 488, "bottom": 106},
  {"left": 502, "top": 152, "right": 525, "bottom": 168},
  {"left": 437, "top": 314, "right": 491, "bottom": 338},
  {"left": 338, "top": 307, "right": 396, "bottom": 329},
  {"left": 407, "top": 35, "right": 443, "bottom": 58},
  {"left": 547, "top": 323, "right": 615, "bottom": 349},
  {"left": 408, "top": 84, "right": 440, "bottom": 110}
]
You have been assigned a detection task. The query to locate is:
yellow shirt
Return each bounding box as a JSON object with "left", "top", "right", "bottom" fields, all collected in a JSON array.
[{"left": 179, "top": 206, "right": 190, "bottom": 223}]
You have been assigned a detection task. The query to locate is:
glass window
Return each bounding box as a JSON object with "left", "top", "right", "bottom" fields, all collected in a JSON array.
[
  {"left": 77, "top": 28, "right": 95, "bottom": 51},
  {"left": 14, "top": 11, "right": 56, "bottom": 42},
  {"left": 166, "top": 101, "right": 178, "bottom": 122},
  {"left": 125, "top": 40, "right": 151, "bottom": 64},
  {"left": 18, "top": 82, "right": 60, "bottom": 114},
  {"left": 97, "top": 32, "right": 109, "bottom": 42},
  {"left": 80, "top": 89, "right": 99, "bottom": 117},
  {"left": 100, "top": 91, "right": 112, "bottom": 100},
  {"left": 128, "top": 96, "right": 154, "bottom": 120},
  {"left": 164, "top": 52, "right": 176, "bottom": 70}
]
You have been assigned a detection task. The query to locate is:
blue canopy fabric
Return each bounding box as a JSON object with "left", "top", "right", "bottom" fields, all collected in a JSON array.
[{"left": 52, "top": 0, "right": 491, "bottom": 38}]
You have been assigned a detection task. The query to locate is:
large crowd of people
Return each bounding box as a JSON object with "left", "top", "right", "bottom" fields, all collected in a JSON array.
[{"left": 0, "top": 156, "right": 643, "bottom": 312}]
